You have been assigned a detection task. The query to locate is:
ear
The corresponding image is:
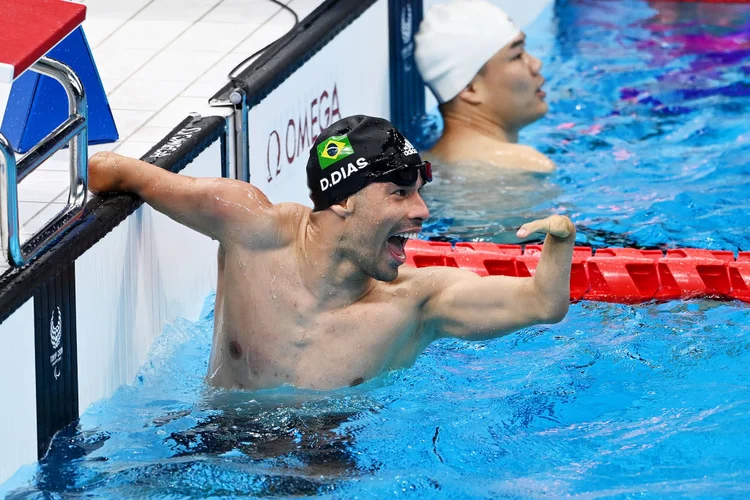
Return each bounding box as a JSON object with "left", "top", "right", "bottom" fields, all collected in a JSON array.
[
  {"left": 328, "top": 195, "right": 355, "bottom": 218},
  {"left": 456, "top": 78, "right": 484, "bottom": 105}
]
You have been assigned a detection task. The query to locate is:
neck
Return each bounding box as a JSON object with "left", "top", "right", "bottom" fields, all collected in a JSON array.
[
  {"left": 441, "top": 108, "right": 520, "bottom": 144},
  {"left": 299, "top": 214, "right": 375, "bottom": 309}
]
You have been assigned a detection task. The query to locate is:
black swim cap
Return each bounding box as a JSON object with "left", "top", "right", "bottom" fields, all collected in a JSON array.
[{"left": 306, "top": 115, "right": 432, "bottom": 211}]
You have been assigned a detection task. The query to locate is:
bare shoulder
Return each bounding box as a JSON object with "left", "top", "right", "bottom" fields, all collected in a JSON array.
[
  {"left": 207, "top": 182, "right": 306, "bottom": 250},
  {"left": 276, "top": 202, "right": 311, "bottom": 233},
  {"left": 234, "top": 201, "right": 310, "bottom": 250},
  {"left": 504, "top": 144, "right": 556, "bottom": 173},
  {"left": 424, "top": 138, "right": 555, "bottom": 174}
]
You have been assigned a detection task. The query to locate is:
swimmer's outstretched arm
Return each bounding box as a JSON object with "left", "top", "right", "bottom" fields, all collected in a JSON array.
[
  {"left": 420, "top": 215, "right": 576, "bottom": 341},
  {"left": 88, "top": 152, "right": 279, "bottom": 244}
]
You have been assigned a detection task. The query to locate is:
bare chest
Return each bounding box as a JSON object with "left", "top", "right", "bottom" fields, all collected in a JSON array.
[{"left": 213, "top": 259, "right": 421, "bottom": 390}]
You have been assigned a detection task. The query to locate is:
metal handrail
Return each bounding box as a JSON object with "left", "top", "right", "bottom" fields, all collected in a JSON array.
[
  {"left": 0, "top": 56, "right": 88, "bottom": 267},
  {"left": 0, "top": 135, "right": 21, "bottom": 265}
]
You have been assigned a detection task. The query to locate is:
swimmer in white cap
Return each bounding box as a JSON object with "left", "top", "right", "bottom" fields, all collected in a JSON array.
[{"left": 415, "top": 0, "right": 554, "bottom": 172}]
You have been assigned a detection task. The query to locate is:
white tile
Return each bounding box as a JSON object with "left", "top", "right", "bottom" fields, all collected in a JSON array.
[
  {"left": 110, "top": 109, "right": 156, "bottom": 140},
  {"left": 18, "top": 201, "right": 62, "bottom": 227},
  {"left": 145, "top": 97, "right": 215, "bottom": 128},
  {"left": 126, "top": 126, "right": 176, "bottom": 144},
  {"left": 101, "top": 74, "right": 128, "bottom": 95},
  {"left": 233, "top": 20, "right": 291, "bottom": 55},
  {"left": 197, "top": 52, "right": 250, "bottom": 84},
  {"left": 288, "top": 0, "right": 324, "bottom": 19},
  {"left": 135, "top": 0, "right": 222, "bottom": 23},
  {"left": 98, "top": 20, "right": 192, "bottom": 51},
  {"left": 34, "top": 148, "right": 70, "bottom": 172},
  {"left": 108, "top": 80, "right": 190, "bottom": 111},
  {"left": 113, "top": 141, "right": 156, "bottom": 160},
  {"left": 196, "top": 72, "right": 233, "bottom": 91},
  {"left": 22, "top": 203, "right": 68, "bottom": 238},
  {"left": 203, "top": 0, "right": 286, "bottom": 23},
  {"left": 92, "top": 48, "right": 158, "bottom": 81},
  {"left": 19, "top": 201, "right": 50, "bottom": 226},
  {"left": 131, "top": 50, "right": 224, "bottom": 83},
  {"left": 172, "top": 22, "right": 257, "bottom": 53},
  {"left": 82, "top": 18, "right": 127, "bottom": 48},
  {"left": 181, "top": 80, "right": 225, "bottom": 99},
  {"left": 88, "top": 143, "right": 123, "bottom": 156},
  {"left": 79, "top": 0, "right": 151, "bottom": 20},
  {"left": 17, "top": 171, "right": 70, "bottom": 203},
  {"left": 0, "top": 82, "right": 10, "bottom": 125}
]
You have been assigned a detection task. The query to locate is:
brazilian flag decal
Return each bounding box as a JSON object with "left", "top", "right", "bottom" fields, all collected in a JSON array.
[{"left": 317, "top": 135, "right": 354, "bottom": 169}]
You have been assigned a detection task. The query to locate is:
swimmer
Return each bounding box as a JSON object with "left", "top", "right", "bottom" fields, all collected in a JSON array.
[
  {"left": 88, "top": 115, "right": 575, "bottom": 391},
  {"left": 415, "top": 0, "right": 554, "bottom": 172}
]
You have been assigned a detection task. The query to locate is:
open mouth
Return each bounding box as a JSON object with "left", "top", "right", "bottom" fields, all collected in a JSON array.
[
  {"left": 536, "top": 78, "right": 546, "bottom": 97},
  {"left": 386, "top": 231, "right": 419, "bottom": 263}
]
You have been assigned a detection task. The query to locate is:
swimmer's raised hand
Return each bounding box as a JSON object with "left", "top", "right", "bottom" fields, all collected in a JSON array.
[
  {"left": 516, "top": 215, "right": 576, "bottom": 241},
  {"left": 420, "top": 214, "right": 576, "bottom": 343}
]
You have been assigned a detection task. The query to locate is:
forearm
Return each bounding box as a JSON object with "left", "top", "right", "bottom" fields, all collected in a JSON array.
[
  {"left": 89, "top": 152, "right": 223, "bottom": 238},
  {"left": 530, "top": 231, "right": 575, "bottom": 321},
  {"left": 89, "top": 151, "right": 161, "bottom": 196}
]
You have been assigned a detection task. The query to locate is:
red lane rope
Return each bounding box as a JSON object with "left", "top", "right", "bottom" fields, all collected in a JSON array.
[
  {"left": 404, "top": 240, "right": 750, "bottom": 304},
  {"left": 657, "top": 1, "right": 750, "bottom": 3}
]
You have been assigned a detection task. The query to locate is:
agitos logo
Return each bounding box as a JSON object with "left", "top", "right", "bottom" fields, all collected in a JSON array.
[{"left": 49, "top": 307, "right": 63, "bottom": 380}]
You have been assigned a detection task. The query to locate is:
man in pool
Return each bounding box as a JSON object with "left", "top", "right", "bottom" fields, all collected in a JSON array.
[
  {"left": 414, "top": 0, "right": 554, "bottom": 172},
  {"left": 88, "top": 115, "right": 575, "bottom": 391}
]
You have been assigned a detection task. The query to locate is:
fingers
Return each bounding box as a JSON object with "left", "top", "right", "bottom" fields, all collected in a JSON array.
[
  {"left": 517, "top": 215, "right": 575, "bottom": 240},
  {"left": 516, "top": 218, "right": 550, "bottom": 238}
]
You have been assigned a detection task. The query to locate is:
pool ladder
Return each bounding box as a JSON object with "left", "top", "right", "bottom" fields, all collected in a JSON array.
[{"left": 0, "top": 56, "right": 88, "bottom": 268}]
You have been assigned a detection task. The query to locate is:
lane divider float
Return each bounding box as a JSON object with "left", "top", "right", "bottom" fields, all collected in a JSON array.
[{"left": 404, "top": 240, "right": 750, "bottom": 303}]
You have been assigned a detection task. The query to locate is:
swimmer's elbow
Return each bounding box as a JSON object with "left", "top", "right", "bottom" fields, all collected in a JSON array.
[
  {"left": 537, "top": 297, "right": 569, "bottom": 324},
  {"left": 546, "top": 303, "right": 569, "bottom": 324}
]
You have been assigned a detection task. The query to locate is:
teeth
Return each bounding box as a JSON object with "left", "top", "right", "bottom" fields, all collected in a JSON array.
[{"left": 391, "top": 231, "right": 420, "bottom": 241}]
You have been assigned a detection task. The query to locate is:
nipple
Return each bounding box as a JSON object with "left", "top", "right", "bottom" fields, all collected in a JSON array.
[{"left": 229, "top": 340, "right": 242, "bottom": 360}]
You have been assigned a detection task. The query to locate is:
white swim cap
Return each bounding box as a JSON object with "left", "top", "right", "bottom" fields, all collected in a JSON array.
[{"left": 414, "top": 0, "right": 521, "bottom": 103}]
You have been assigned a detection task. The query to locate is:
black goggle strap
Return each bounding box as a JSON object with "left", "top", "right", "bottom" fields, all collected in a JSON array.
[{"left": 367, "top": 160, "right": 432, "bottom": 184}]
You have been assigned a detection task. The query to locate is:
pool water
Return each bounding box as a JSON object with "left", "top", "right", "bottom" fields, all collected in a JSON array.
[
  {"left": 424, "top": 0, "right": 750, "bottom": 250},
  {"left": 4, "top": 0, "right": 750, "bottom": 498}
]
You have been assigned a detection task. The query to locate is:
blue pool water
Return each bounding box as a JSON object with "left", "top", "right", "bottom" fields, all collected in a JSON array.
[
  {"left": 424, "top": 0, "right": 750, "bottom": 250},
  {"left": 4, "top": 0, "right": 750, "bottom": 498}
]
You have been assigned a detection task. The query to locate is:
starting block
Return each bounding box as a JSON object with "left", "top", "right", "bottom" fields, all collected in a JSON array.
[
  {"left": 0, "top": 0, "right": 102, "bottom": 268},
  {"left": 0, "top": 0, "right": 118, "bottom": 153}
]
